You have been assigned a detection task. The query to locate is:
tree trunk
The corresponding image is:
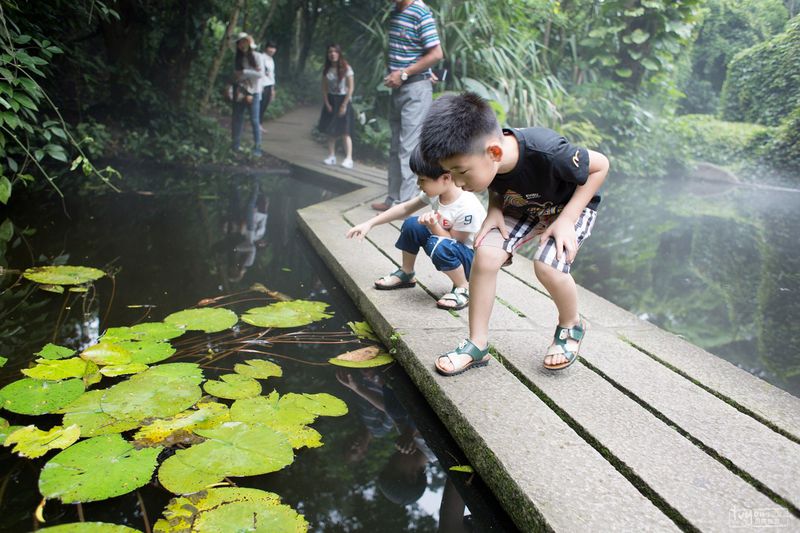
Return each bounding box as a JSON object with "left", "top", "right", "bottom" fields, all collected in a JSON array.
[
  {"left": 255, "top": 0, "right": 280, "bottom": 46},
  {"left": 297, "top": 0, "right": 320, "bottom": 74},
  {"left": 200, "top": 0, "right": 245, "bottom": 109}
]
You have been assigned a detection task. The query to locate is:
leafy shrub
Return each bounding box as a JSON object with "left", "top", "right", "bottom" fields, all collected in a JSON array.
[
  {"left": 669, "top": 114, "right": 772, "bottom": 167},
  {"left": 762, "top": 105, "right": 800, "bottom": 173},
  {"left": 721, "top": 16, "right": 800, "bottom": 126}
]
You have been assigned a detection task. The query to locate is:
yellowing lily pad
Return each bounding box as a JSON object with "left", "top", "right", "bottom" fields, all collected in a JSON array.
[
  {"left": 36, "top": 343, "right": 76, "bottom": 360},
  {"left": 39, "top": 434, "right": 162, "bottom": 503},
  {"left": 233, "top": 359, "right": 282, "bottom": 380},
  {"left": 38, "top": 523, "right": 141, "bottom": 532},
  {"left": 22, "top": 357, "right": 91, "bottom": 380},
  {"left": 329, "top": 346, "right": 394, "bottom": 368},
  {"left": 347, "top": 320, "right": 379, "bottom": 341},
  {"left": 80, "top": 342, "right": 132, "bottom": 366},
  {"left": 157, "top": 422, "right": 294, "bottom": 494},
  {"left": 164, "top": 308, "right": 238, "bottom": 333},
  {"left": 4, "top": 424, "right": 80, "bottom": 458},
  {"left": 241, "top": 300, "right": 333, "bottom": 328},
  {"left": 203, "top": 373, "right": 261, "bottom": 400},
  {"left": 0, "top": 378, "right": 85, "bottom": 415},
  {"left": 133, "top": 401, "right": 229, "bottom": 447},
  {"left": 154, "top": 487, "right": 307, "bottom": 533},
  {"left": 99, "top": 363, "right": 149, "bottom": 377},
  {"left": 23, "top": 265, "right": 104, "bottom": 286},
  {"left": 280, "top": 392, "right": 348, "bottom": 418}
]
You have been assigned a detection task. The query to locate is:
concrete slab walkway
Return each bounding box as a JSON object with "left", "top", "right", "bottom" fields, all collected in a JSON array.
[{"left": 265, "top": 106, "right": 800, "bottom": 532}]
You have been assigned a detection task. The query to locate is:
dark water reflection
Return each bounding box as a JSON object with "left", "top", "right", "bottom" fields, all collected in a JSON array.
[
  {"left": 0, "top": 170, "right": 516, "bottom": 532},
  {"left": 520, "top": 173, "right": 800, "bottom": 398}
]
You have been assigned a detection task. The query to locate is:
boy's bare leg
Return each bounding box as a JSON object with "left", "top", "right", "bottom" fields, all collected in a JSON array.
[
  {"left": 327, "top": 137, "right": 336, "bottom": 158},
  {"left": 534, "top": 260, "right": 580, "bottom": 366},
  {"left": 375, "top": 251, "right": 417, "bottom": 287},
  {"left": 436, "top": 246, "right": 507, "bottom": 372}
]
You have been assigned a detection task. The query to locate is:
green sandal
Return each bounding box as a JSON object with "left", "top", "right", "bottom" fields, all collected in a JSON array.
[
  {"left": 437, "top": 287, "right": 469, "bottom": 310},
  {"left": 374, "top": 269, "right": 416, "bottom": 290},
  {"left": 543, "top": 319, "right": 587, "bottom": 371},
  {"left": 435, "top": 339, "right": 490, "bottom": 376}
]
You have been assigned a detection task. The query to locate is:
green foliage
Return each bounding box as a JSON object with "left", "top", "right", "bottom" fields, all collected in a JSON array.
[
  {"left": 764, "top": 105, "right": 800, "bottom": 172},
  {"left": 721, "top": 16, "right": 800, "bottom": 126},
  {"left": 668, "top": 114, "right": 772, "bottom": 168}
]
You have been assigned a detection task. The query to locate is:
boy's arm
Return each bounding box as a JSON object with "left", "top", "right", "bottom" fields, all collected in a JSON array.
[
  {"left": 345, "top": 197, "right": 426, "bottom": 240},
  {"left": 541, "top": 149, "right": 609, "bottom": 262}
]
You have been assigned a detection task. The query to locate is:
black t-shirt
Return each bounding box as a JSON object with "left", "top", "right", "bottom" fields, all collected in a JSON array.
[{"left": 489, "top": 127, "right": 600, "bottom": 218}]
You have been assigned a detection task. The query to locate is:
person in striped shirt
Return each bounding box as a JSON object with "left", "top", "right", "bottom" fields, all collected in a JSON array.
[{"left": 370, "top": 0, "right": 443, "bottom": 212}]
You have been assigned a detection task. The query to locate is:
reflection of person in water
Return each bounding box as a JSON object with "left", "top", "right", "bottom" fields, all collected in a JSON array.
[{"left": 219, "top": 181, "right": 270, "bottom": 283}]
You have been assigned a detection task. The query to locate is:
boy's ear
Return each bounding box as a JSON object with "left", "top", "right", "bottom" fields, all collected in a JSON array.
[{"left": 488, "top": 143, "right": 503, "bottom": 161}]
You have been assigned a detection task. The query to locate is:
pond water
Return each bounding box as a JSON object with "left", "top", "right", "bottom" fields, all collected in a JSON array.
[
  {"left": 0, "top": 168, "right": 516, "bottom": 532},
  {"left": 520, "top": 172, "right": 800, "bottom": 398}
]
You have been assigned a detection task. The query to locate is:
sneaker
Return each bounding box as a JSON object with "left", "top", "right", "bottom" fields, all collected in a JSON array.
[
  {"left": 323, "top": 155, "right": 336, "bottom": 165},
  {"left": 370, "top": 202, "right": 392, "bottom": 212},
  {"left": 341, "top": 158, "right": 353, "bottom": 169}
]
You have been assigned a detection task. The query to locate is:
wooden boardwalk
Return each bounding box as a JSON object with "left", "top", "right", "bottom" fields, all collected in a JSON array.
[{"left": 265, "top": 107, "right": 800, "bottom": 532}]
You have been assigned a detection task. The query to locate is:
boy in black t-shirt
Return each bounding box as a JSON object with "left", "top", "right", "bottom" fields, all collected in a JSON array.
[{"left": 420, "top": 92, "right": 609, "bottom": 375}]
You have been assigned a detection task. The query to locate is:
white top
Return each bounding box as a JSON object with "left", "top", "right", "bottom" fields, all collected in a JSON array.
[
  {"left": 418, "top": 190, "right": 486, "bottom": 246},
  {"left": 325, "top": 65, "right": 354, "bottom": 95},
  {"left": 240, "top": 51, "right": 269, "bottom": 93},
  {"left": 262, "top": 53, "right": 275, "bottom": 87}
]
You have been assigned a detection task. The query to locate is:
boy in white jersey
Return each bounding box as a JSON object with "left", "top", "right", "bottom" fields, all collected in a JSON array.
[{"left": 347, "top": 146, "right": 486, "bottom": 310}]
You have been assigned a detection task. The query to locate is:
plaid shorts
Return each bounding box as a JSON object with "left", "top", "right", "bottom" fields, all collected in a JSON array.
[{"left": 475, "top": 207, "right": 597, "bottom": 273}]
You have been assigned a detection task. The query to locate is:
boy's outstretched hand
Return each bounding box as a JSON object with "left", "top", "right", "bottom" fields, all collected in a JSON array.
[
  {"left": 346, "top": 222, "right": 372, "bottom": 241},
  {"left": 417, "top": 210, "right": 440, "bottom": 228},
  {"left": 540, "top": 216, "right": 577, "bottom": 263},
  {"left": 474, "top": 206, "right": 508, "bottom": 246}
]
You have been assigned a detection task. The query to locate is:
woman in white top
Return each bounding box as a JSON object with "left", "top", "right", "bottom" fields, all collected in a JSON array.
[
  {"left": 232, "top": 33, "right": 266, "bottom": 156},
  {"left": 258, "top": 40, "right": 277, "bottom": 128},
  {"left": 318, "top": 44, "right": 355, "bottom": 169}
]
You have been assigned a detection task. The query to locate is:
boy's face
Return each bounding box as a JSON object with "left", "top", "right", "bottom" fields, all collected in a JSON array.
[
  {"left": 441, "top": 148, "right": 500, "bottom": 193},
  {"left": 416, "top": 174, "right": 450, "bottom": 197}
]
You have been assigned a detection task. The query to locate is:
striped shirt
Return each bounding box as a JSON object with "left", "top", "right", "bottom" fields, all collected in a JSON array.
[{"left": 387, "top": 0, "right": 440, "bottom": 71}]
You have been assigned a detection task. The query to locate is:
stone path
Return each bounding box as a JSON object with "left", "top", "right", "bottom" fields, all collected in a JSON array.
[{"left": 265, "top": 106, "right": 800, "bottom": 532}]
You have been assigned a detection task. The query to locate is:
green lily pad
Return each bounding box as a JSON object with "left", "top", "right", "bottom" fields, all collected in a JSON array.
[
  {"left": 80, "top": 342, "right": 132, "bottom": 366},
  {"left": 22, "top": 357, "right": 91, "bottom": 380},
  {"left": 118, "top": 340, "right": 176, "bottom": 365},
  {"left": 280, "top": 392, "right": 348, "bottom": 418},
  {"left": 39, "top": 434, "right": 162, "bottom": 503},
  {"left": 23, "top": 265, "right": 105, "bottom": 286},
  {"left": 0, "top": 355, "right": 6, "bottom": 367},
  {"left": 99, "top": 363, "right": 204, "bottom": 421},
  {"left": 0, "top": 417, "right": 22, "bottom": 443},
  {"left": 99, "top": 363, "right": 149, "bottom": 377},
  {"left": 40, "top": 284, "right": 65, "bottom": 293},
  {"left": 449, "top": 465, "right": 474, "bottom": 473},
  {"left": 103, "top": 322, "right": 185, "bottom": 343},
  {"left": 59, "top": 390, "right": 139, "bottom": 438},
  {"left": 203, "top": 373, "right": 261, "bottom": 400},
  {"left": 233, "top": 359, "right": 282, "bottom": 380},
  {"left": 38, "top": 523, "right": 142, "bottom": 532},
  {"left": 36, "top": 343, "right": 76, "bottom": 360},
  {"left": 133, "top": 401, "right": 229, "bottom": 447},
  {"left": 230, "top": 395, "right": 322, "bottom": 449},
  {"left": 164, "top": 308, "right": 238, "bottom": 333},
  {"left": 69, "top": 286, "right": 89, "bottom": 293},
  {"left": 347, "top": 320, "right": 379, "bottom": 341},
  {"left": 154, "top": 487, "right": 307, "bottom": 533},
  {"left": 0, "top": 378, "right": 85, "bottom": 415},
  {"left": 158, "top": 422, "right": 294, "bottom": 494},
  {"left": 4, "top": 424, "right": 81, "bottom": 458},
  {"left": 241, "top": 300, "right": 333, "bottom": 328}
]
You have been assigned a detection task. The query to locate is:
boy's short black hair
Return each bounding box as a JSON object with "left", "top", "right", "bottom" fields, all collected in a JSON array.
[
  {"left": 265, "top": 40, "right": 277, "bottom": 48},
  {"left": 420, "top": 92, "right": 502, "bottom": 162},
  {"left": 409, "top": 144, "right": 446, "bottom": 178}
]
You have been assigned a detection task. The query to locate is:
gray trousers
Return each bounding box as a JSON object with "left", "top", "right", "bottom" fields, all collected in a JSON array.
[{"left": 387, "top": 80, "right": 433, "bottom": 205}]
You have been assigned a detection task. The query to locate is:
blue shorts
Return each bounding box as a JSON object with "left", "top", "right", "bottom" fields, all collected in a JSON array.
[{"left": 395, "top": 217, "right": 475, "bottom": 278}]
